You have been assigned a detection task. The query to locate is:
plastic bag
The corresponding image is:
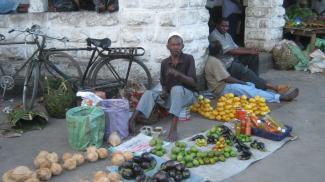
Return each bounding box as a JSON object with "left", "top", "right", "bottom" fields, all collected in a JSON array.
[
  {"left": 77, "top": 91, "right": 103, "bottom": 106},
  {"left": 66, "top": 106, "right": 105, "bottom": 150},
  {"left": 101, "top": 99, "right": 130, "bottom": 140},
  {"left": 309, "top": 49, "right": 325, "bottom": 73}
]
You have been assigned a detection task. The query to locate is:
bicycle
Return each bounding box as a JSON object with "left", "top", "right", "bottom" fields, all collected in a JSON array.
[
  {"left": 1, "top": 25, "right": 153, "bottom": 110},
  {"left": 0, "top": 25, "right": 82, "bottom": 109}
]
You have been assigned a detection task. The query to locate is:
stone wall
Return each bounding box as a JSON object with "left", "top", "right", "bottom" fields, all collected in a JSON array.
[
  {"left": 245, "top": 0, "right": 285, "bottom": 51},
  {"left": 0, "top": 0, "right": 209, "bottom": 81}
]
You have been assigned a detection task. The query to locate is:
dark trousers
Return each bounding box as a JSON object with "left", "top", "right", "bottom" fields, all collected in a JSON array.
[
  {"left": 227, "top": 13, "right": 240, "bottom": 42},
  {"left": 227, "top": 56, "right": 267, "bottom": 90}
]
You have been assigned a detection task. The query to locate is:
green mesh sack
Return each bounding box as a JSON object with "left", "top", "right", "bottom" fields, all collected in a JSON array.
[
  {"left": 272, "top": 40, "right": 300, "bottom": 70},
  {"left": 43, "top": 77, "right": 76, "bottom": 118},
  {"left": 66, "top": 106, "right": 105, "bottom": 150}
]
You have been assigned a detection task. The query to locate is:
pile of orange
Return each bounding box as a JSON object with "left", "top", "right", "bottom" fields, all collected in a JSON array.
[{"left": 190, "top": 94, "right": 270, "bottom": 122}]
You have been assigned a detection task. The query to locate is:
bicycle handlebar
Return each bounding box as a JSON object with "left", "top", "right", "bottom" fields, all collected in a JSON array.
[{"left": 8, "top": 25, "right": 69, "bottom": 43}]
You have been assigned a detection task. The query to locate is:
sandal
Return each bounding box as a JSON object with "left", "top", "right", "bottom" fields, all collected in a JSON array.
[{"left": 276, "top": 84, "right": 290, "bottom": 94}]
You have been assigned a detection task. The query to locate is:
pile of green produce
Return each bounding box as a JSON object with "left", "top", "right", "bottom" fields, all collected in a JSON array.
[
  {"left": 170, "top": 141, "right": 237, "bottom": 168},
  {"left": 149, "top": 138, "right": 166, "bottom": 157}
]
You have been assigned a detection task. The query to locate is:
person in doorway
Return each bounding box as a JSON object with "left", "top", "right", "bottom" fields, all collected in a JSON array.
[
  {"left": 208, "top": 17, "right": 290, "bottom": 94},
  {"left": 205, "top": 39, "right": 299, "bottom": 102},
  {"left": 222, "top": 0, "right": 242, "bottom": 42},
  {"left": 128, "top": 32, "right": 197, "bottom": 142},
  {"left": 312, "top": 0, "right": 325, "bottom": 19},
  {"left": 206, "top": 0, "right": 222, "bottom": 33}
]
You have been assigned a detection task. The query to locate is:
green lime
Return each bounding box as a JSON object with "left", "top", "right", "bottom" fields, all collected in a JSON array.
[
  {"left": 186, "top": 162, "right": 193, "bottom": 168},
  {"left": 171, "top": 154, "right": 177, "bottom": 160},
  {"left": 193, "top": 159, "right": 199, "bottom": 166},
  {"left": 219, "top": 155, "right": 226, "bottom": 162},
  {"left": 172, "top": 147, "right": 180, "bottom": 154},
  {"left": 177, "top": 154, "right": 183, "bottom": 162},
  {"left": 224, "top": 152, "right": 230, "bottom": 158}
]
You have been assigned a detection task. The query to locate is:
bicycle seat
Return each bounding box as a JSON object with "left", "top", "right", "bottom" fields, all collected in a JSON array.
[
  {"left": 0, "top": 34, "right": 5, "bottom": 41},
  {"left": 86, "top": 38, "right": 111, "bottom": 49}
]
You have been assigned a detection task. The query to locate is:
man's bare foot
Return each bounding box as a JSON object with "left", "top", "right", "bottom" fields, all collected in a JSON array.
[
  {"left": 276, "top": 85, "right": 290, "bottom": 94},
  {"left": 280, "top": 88, "right": 299, "bottom": 102},
  {"left": 166, "top": 128, "right": 177, "bottom": 142}
]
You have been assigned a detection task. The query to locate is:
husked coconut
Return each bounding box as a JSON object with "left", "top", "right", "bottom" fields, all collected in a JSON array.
[
  {"left": 97, "top": 148, "right": 108, "bottom": 159},
  {"left": 108, "top": 132, "right": 121, "bottom": 146},
  {"left": 2, "top": 169, "right": 14, "bottom": 182},
  {"left": 46, "top": 152, "right": 59, "bottom": 163},
  {"left": 87, "top": 146, "right": 97, "bottom": 153},
  {"left": 63, "top": 158, "right": 77, "bottom": 170},
  {"left": 50, "top": 163, "right": 62, "bottom": 176},
  {"left": 9, "top": 166, "right": 33, "bottom": 182},
  {"left": 24, "top": 177, "right": 41, "bottom": 182},
  {"left": 72, "top": 153, "right": 85, "bottom": 165},
  {"left": 122, "top": 151, "right": 133, "bottom": 161},
  {"left": 93, "top": 171, "right": 108, "bottom": 181},
  {"left": 94, "top": 176, "right": 110, "bottom": 182},
  {"left": 62, "top": 152, "right": 73, "bottom": 161},
  {"left": 107, "top": 172, "right": 121, "bottom": 182},
  {"left": 36, "top": 168, "right": 52, "bottom": 181},
  {"left": 111, "top": 153, "right": 125, "bottom": 166},
  {"left": 87, "top": 151, "right": 99, "bottom": 162},
  {"left": 37, "top": 150, "right": 49, "bottom": 158}
]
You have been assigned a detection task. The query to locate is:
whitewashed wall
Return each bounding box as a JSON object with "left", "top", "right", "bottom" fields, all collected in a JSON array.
[
  {"left": 244, "top": 0, "right": 285, "bottom": 51},
  {"left": 0, "top": 0, "right": 209, "bottom": 81}
]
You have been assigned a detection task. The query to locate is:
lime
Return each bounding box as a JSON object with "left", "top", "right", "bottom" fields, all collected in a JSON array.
[
  {"left": 156, "top": 151, "right": 164, "bottom": 157},
  {"left": 177, "top": 154, "right": 183, "bottom": 162},
  {"left": 198, "top": 158, "right": 204, "bottom": 165},
  {"left": 171, "top": 154, "right": 177, "bottom": 160},
  {"left": 185, "top": 155, "right": 192, "bottom": 162},
  {"left": 230, "top": 151, "right": 237, "bottom": 157},
  {"left": 186, "top": 162, "right": 193, "bottom": 168},
  {"left": 210, "top": 158, "right": 216, "bottom": 164},
  {"left": 224, "top": 152, "right": 230, "bottom": 158},
  {"left": 172, "top": 147, "right": 180, "bottom": 154},
  {"left": 204, "top": 158, "right": 210, "bottom": 164},
  {"left": 193, "top": 159, "right": 199, "bottom": 166},
  {"left": 219, "top": 155, "right": 226, "bottom": 162}
]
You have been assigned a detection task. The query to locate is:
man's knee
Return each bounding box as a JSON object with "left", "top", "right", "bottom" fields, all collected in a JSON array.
[{"left": 170, "top": 86, "right": 185, "bottom": 96}]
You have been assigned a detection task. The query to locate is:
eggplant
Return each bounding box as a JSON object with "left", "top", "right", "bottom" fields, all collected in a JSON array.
[
  {"left": 140, "top": 161, "right": 151, "bottom": 169},
  {"left": 121, "top": 168, "right": 135, "bottom": 179},
  {"left": 182, "top": 169, "right": 190, "bottom": 179},
  {"left": 146, "top": 177, "right": 158, "bottom": 182},
  {"left": 238, "top": 150, "right": 252, "bottom": 160},
  {"left": 133, "top": 156, "right": 142, "bottom": 163},
  {"left": 190, "top": 134, "right": 205, "bottom": 141},
  {"left": 174, "top": 174, "right": 183, "bottom": 182},
  {"left": 141, "top": 152, "right": 151, "bottom": 160},
  {"left": 133, "top": 163, "right": 144, "bottom": 175},
  {"left": 174, "top": 163, "right": 185, "bottom": 172},
  {"left": 160, "top": 160, "right": 178, "bottom": 171},
  {"left": 136, "top": 174, "right": 147, "bottom": 182},
  {"left": 167, "top": 177, "right": 176, "bottom": 182},
  {"left": 168, "top": 169, "right": 176, "bottom": 178},
  {"left": 121, "top": 161, "right": 134, "bottom": 169},
  {"left": 153, "top": 171, "right": 169, "bottom": 182}
]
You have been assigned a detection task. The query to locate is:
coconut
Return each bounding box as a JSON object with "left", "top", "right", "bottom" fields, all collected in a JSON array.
[
  {"left": 122, "top": 151, "right": 133, "bottom": 161},
  {"left": 62, "top": 152, "right": 73, "bottom": 162},
  {"left": 86, "top": 151, "right": 98, "bottom": 162},
  {"left": 63, "top": 158, "right": 77, "bottom": 170},
  {"left": 107, "top": 172, "right": 121, "bottom": 182},
  {"left": 111, "top": 153, "right": 125, "bottom": 166},
  {"left": 8, "top": 166, "right": 33, "bottom": 182},
  {"left": 50, "top": 163, "right": 62, "bottom": 176},
  {"left": 36, "top": 168, "right": 52, "bottom": 181},
  {"left": 97, "top": 148, "right": 108, "bottom": 159},
  {"left": 72, "top": 153, "right": 85, "bottom": 165},
  {"left": 46, "top": 152, "right": 59, "bottom": 163}
]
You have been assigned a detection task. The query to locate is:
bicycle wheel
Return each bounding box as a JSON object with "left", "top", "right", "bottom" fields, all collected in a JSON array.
[
  {"left": 44, "top": 52, "right": 82, "bottom": 84},
  {"left": 23, "top": 60, "right": 40, "bottom": 110},
  {"left": 90, "top": 57, "right": 152, "bottom": 96}
]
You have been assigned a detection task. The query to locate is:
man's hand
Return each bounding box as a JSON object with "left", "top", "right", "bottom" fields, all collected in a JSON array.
[
  {"left": 160, "top": 90, "right": 168, "bottom": 99},
  {"left": 248, "top": 48, "right": 258, "bottom": 55},
  {"left": 166, "top": 67, "right": 180, "bottom": 77}
]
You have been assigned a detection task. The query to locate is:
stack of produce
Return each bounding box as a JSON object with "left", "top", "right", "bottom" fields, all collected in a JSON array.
[
  {"left": 191, "top": 94, "right": 270, "bottom": 122},
  {"left": 149, "top": 138, "right": 166, "bottom": 157}
]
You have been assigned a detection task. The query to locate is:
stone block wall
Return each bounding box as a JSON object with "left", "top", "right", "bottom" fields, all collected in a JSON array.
[
  {"left": 245, "top": 0, "right": 285, "bottom": 51},
  {"left": 0, "top": 0, "right": 209, "bottom": 81}
]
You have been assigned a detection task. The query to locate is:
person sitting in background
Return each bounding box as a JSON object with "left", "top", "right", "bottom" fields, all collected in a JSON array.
[
  {"left": 312, "top": 0, "right": 325, "bottom": 20},
  {"left": 128, "top": 32, "right": 197, "bottom": 142},
  {"left": 205, "top": 39, "right": 299, "bottom": 102},
  {"left": 208, "top": 17, "right": 290, "bottom": 94}
]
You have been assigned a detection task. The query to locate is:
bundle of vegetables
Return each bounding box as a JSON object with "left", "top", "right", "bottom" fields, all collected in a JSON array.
[
  {"left": 8, "top": 105, "right": 48, "bottom": 132},
  {"left": 43, "top": 77, "right": 76, "bottom": 118},
  {"left": 286, "top": 4, "right": 316, "bottom": 22}
]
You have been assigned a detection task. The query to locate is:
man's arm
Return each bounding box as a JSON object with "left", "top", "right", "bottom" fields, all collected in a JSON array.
[
  {"left": 166, "top": 68, "right": 196, "bottom": 88},
  {"left": 224, "top": 76, "right": 247, "bottom": 85},
  {"left": 226, "top": 47, "right": 258, "bottom": 56}
]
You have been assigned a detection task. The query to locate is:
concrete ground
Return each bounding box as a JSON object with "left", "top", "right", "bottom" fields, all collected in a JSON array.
[{"left": 1, "top": 70, "right": 325, "bottom": 182}]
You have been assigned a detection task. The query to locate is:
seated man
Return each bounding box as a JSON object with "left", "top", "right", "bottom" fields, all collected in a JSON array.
[
  {"left": 205, "top": 39, "right": 299, "bottom": 102},
  {"left": 128, "top": 32, "right": 197, "bottom": 141},
  {"left": 208, "top": 17, "right": 289, "bottom": 94}
]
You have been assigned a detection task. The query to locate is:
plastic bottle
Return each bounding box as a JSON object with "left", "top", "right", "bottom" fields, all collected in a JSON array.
[
  {"left": 235, "top": 122, "right": 241, "bottom": 137},
  {"left": 245, "top": 114, "right": 251, "bottom": 136}
]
